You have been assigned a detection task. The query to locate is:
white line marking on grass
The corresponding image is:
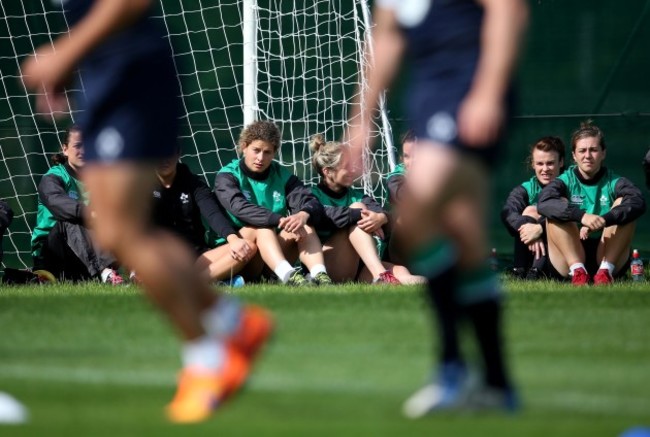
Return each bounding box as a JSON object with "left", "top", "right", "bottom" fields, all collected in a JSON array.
[
  {"left": 1, "top": 364, "right": 649, "bottom": 416},
  {"left": 0, "top": 364, "right": 391, "bottom": 394},
  {"left": 534, "top": 391, "right": 650, "bottom": 415}
]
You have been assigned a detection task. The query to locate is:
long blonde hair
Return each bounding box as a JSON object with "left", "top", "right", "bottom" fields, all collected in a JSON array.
[{"left": 310, "top": 134, "right": 344, "bottom": 177}]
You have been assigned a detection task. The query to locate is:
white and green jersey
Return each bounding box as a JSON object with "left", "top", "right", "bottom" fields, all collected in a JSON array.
[
  {"left": 311, "top": 183, "right": 383, "bottom": 240},
  {"left": 384, "top": 163, "right": 406, "bottom": 211},
  {"left": 500, "top": 176, "right": 545, "bottom": 237},
  {"left": 537, "top": 165, "right": 646, "bottom": 232},
  {"left": 214, "top": 159, "right": 322, "bottom": 229},
  {"left": 31, "top": 164, "right": 87, "bottom": 258}
]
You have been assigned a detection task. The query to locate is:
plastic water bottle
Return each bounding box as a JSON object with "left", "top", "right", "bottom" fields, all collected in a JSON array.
[
  {"left": 218, "top": 275, "right": 245, "bottom": 288},
  {"left": 488, "top": 248, "right": 499, "bottom": 272},
  {"left": 373, "top": 235, "right": 386, "bottom": 259},
  {"left": 630, "top": 249, "right": 644, "bottom": 282}
]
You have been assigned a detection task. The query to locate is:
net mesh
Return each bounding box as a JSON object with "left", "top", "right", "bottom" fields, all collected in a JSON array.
[{"left": 0, "top": 1, "right": 391, "bottom": 268}]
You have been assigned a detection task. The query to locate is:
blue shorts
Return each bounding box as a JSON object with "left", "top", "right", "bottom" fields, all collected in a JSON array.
[
  {"left": 76, "top": 50, "right": 180, "bottom": 163},
  {"left": 406, "top": 76, "right": 512, "bottom": 167}
]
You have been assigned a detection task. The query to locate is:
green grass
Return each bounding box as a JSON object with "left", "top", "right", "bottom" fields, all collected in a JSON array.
[{"left": 1, "top": 280, "right": 649, "bottom": 436}]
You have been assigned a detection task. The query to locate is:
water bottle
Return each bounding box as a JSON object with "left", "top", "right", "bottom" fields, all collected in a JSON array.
[
  {"left": 373, "top": 235, "right": 387, "bottom": 259},
  {"left": 630, "top": 249, "right": 644, "bottom": 282},
  {"left": 488, "top": 248, "right": 499, "bottom": 272},
  {"left": 218, "top": 275, "right": 245, "bottom": 288}
]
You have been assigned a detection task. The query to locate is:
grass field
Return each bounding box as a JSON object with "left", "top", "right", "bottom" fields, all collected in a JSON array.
[{"left": 1, "top": 279, "right": 649, "bottom": 436}]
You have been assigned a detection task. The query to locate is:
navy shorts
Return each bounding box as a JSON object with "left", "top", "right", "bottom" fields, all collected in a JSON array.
[
  {"left": 76, "top": 50, "right": 180, "bottom": 163},
  {"left": 406, "top": 77, "right": 512, "bottom": 167}
]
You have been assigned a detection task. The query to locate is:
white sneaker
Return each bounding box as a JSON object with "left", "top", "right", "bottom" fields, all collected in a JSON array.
[
  {"left": 0, "top": 392, "right": 28, "bottom": 424},
  {"left": 403, "top": 371, "right": 518, "bottom": 417},
  {"left": 403, "top": 383, "right": 452, "bottom": 418},
  {"left": 402, "top": 362, "right": 474, "bottom": 418}
]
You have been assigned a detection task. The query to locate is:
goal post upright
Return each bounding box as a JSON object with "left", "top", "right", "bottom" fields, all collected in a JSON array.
[
  {"left": 243, "top": 0, "right": 258, "bottom": 126},
  {"left": 358, "top": 0, "right": 397, "bottom": 190}
]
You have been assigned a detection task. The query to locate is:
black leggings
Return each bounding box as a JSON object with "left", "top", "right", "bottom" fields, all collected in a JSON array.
[{"left": 34, "top": 221, "right": 116, "bottom": 282}]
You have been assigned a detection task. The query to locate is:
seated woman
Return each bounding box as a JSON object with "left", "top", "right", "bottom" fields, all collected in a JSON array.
[
  {"left": 152, "top": 148, "right": 258, "bottom": 283},
  {"left": 214, "top": 120, "right": 332, "bottom": 286},
  {"left": 310, "top": 134, "right": 424, "bottom": 284},
  {"left": 0, "top": 199, "right": 13, "bottom": 266},
  {"left": 538, "top": 121, "right": 646, "bottom": 285},
  {"left": 31, "top": 125, "right": 123, "bottom": 283},
  {"left": 501, "top": 136, "right": 565, "bottom": 279},
  {"left": 383, "top": 130, "right": 416, "bottom": 266}
]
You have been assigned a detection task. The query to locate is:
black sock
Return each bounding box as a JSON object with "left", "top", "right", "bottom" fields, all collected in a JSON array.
[
  {"left": 513, "top": 239, "right": 532, "bottom": 270},
  {"left": 531, "top": 254, "right": 547, "bottom": 271},
  {"left": 465, "top": 299, "right": 511, "bottom": 390},
  {"left": 425, "top": 265, "right": 462, "bottom": 364}
]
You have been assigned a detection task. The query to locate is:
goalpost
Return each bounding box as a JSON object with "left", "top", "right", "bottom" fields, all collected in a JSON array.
[{"left": 0, "top": 1, "right": 396, "bottom": 269}]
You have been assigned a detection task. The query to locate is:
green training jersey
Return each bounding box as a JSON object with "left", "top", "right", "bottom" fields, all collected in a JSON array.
[
  {"left": 31, "top": 165, "right": 87, "bottom": 258},
  {"left": 384, "top": 163, "right": 405, "bottom": 210},
  {"left": 557, "top": 165, "right": 621, "bottom": 216},
  {"left": 521, "top": 176, "right": 544, "bottom": 206},
  {"left": 387, "top": 163, "right": 405, "bottom": 180},
  {"left": 311, "top": 185, "right": 366, "bottom": 208},
  {"left": 219, "top": 159, "right": 293, "bottom": 227}
]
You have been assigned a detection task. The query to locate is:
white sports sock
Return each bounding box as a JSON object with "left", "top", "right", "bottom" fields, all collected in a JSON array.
[
  {"left": 274, "top": 261, "right": 294, "bottom": 283},
  {"left": 100, "top": 268, "right": 113, "bottom": 283},
  {"left": 569, "top": 263, "right": 586, "bottom": 276},
  {"left": 599, "top": 260, "right": 615, "bottom": 275},
  {"left": 182, "top": 335, "right": 225, "bottom": 371},
  {"left": 309, "top": 264, "right": 327, "bottom": 277},
  {"left": 201, "top": 296, "right": 241, "bottom": 338}
]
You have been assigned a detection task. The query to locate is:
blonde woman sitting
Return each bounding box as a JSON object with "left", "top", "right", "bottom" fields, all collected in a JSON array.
[{"left": 310, "top": 135, "right": 424, "bottom": 284}]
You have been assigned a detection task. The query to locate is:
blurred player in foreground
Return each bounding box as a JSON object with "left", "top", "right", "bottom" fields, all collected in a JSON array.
[
  {"left": 347, "top": 0, "right": 528, "bottom": 417},
  {"left": 21, "top": 0, "right": 272, "bottom": 423}
]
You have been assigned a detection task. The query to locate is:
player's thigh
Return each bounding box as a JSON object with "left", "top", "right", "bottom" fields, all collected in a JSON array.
[
  {"left": 407, "top": 142, "right": 459, "bottom": 205},
  {"left": 322, "top": 231, "right": 359, "bottom": 281},
  {"left": 197, "top": 245, "right": 230, "bottom": 267},
  {"left": 277, "top": 230, "right": 300, "bottom": 263},
  {"left": 83, "top": 163, "right": 155, "bottom": 248}
]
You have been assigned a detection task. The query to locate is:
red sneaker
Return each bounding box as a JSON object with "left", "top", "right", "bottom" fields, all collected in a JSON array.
[
  {"left": 593, "top": 268, "right": 613, "bottom": 285},
  {"left": 375, "top": 270, "right": 401, "bottom": 285},
  {"left": 103, "top": 269, "right": 124, "bottom": 286},
  {"left": 571, "top": 267, "right": 590, "bottom": 286}
]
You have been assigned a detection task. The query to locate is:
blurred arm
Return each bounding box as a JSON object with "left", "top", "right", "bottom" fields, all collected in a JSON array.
[
  {"left": 458, "top": 0, "right": 529, "bottom": 146},
  {"left": 346, "top": 6, "right": 405, "bottom": 175},
  {"left": 22, "top": 0, "right": 152, "bottom": 99},
  {"left": 472, "top": 0, "right": 528, "bottom": 104}
]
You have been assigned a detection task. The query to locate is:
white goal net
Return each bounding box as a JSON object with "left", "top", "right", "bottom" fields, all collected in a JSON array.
[{"left": 0, "top": 0, "right": 395, "bottom": 269}]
